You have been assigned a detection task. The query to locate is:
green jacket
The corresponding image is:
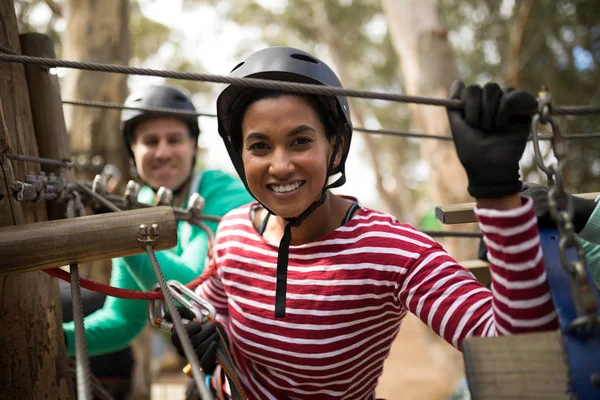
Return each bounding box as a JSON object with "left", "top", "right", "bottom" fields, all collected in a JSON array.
[
  {"left": 579, "top": 198, "right": 600, "bottom": 289},
  {"left": 63, "top": 169, "right": 253, "bottom": 355}
]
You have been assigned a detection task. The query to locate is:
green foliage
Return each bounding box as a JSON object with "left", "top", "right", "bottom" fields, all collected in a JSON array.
[{"left": 129, "top": 0, "right": 171, "bottom": 61}]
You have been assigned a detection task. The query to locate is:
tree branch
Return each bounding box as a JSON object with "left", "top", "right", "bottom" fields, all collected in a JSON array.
[
  {"left": 43, "top": 0, "right": 63, "bottom": 18},
  {"left": 507, "top": 0, "right": 534, "bottom": 87}
]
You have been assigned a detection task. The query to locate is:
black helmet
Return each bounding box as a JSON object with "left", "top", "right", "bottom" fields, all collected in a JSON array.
[
  {"left": 216, "top": 46, "right": 352, "bottom": 188},
  {"left": 216, "top": 47, "right": 354, "bottom": 319},
  {"left": 121, "top": 84, "right": 200, "bottom": 157}
]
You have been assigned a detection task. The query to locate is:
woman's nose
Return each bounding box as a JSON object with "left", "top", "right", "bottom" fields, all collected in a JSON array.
[{"left": 268, "top": 148, "right": 294, "bottom": 179}]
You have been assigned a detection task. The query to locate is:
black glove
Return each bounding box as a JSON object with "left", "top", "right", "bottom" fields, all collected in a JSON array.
[
  {"left": 171, "top": 321, "right": 228, "bottom": 375},
  {"left": 520, "top": 182, "right": 597, "bottom": 233},
  {"left": 164, "top": 306, "right": 198, "bottom": 323},
  {"left": 447, "top": 81, "right": 538, "bottom": 198}
]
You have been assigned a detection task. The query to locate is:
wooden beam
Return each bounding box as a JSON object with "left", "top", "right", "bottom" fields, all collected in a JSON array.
[
  {"left": 0, "top": 206, "right": 177, "bottom": 275},
  {"left": 461, "top": 259, "right": 491, "bottom": 287},
  {"left": 462, "top": 330, "right": 570, "bottom": 400},
  {"left": 20, "top": 33, "right": 75, "bottom": 220},
  {"left": 436, "top": 192, "right": 600, "bottom": 224}
]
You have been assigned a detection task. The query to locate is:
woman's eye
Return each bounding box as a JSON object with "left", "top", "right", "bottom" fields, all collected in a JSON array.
[
  {"left": 248, "top": 142, "right": 269, "bottom": 151},
  {"left": 292, "top": 137, "right": 312, "bottom": 146}
]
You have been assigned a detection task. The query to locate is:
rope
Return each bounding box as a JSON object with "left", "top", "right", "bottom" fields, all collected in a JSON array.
[
  {"left": 62, "top": 99, "right": 600, "bottom": 142},
  {"left": 5, "top": 152, "right": 73, "bottom": 168},
  {"left": 62, "top": 99, "right": 217, "bottom": 118},
  {"left": 143, "top": 241, "right": 213, "bottom": 399},
  {"left": 70, "top": 263, "right": 93, "bottom": 400},
  {"left": 0, "top": 52, "right": 466, "bottom": 108},
  {"left": 44, "top": 266, "right": 213, "bottom": 300},
  {"left": 66, "top": 193, "right": 93, "bottom": 400},
  {"left": 1, "top": 50, "right": 598, "bottom": 115},
  {"left": 75, "top": 182, "right": 121, "bottom": 212}
]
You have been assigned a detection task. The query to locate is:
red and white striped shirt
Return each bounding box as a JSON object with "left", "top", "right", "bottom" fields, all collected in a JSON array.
[{"left": 197, "top": 197, "right": 557, "bottom": 400}]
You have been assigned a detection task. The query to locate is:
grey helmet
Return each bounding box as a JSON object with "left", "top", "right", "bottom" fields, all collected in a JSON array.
[
  {"left": 216, "top": 46, "right": 352, "bottom": 188},
  {"left": 121, "top": 84, "right": 200, "bottom": 158}
]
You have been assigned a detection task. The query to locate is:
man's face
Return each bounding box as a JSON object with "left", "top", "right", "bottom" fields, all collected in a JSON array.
[{"left": 130, "top": 117, "right": 196, "bottom": 190}]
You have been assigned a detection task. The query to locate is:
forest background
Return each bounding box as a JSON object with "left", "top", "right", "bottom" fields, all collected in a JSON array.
[{"left": 14, "top": 0, "right": 600, "bottom": 398}]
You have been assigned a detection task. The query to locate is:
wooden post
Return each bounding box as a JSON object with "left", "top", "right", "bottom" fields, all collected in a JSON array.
[
  {"left": 0, "top": 206, "right": 178, "bottom": 275},
  {"left": 0, "top": 1, "right": 72, "bottom": 397},
  {"left": 20, "top": 33, "right": 75, "bottom": 221},
  {"left": 436, "top": 192, "right": 600, "bottom": 225}
]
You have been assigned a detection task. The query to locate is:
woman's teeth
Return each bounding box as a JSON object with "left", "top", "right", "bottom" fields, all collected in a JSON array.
[{"left": 270, "top": 181, "right": 302, "bottom": 193}]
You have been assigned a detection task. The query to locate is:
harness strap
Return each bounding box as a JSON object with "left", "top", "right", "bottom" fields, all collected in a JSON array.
[
  {"left": 210, "top": 315, "right": 247, "bottom": 400},
  {"left": 540, "top": 229, "right": 600, "bottom": 399}
]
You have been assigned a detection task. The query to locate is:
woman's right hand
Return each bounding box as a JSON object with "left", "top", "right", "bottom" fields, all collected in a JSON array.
[
  {"left": 447, "top": 81, "right": 537, "bottom": 200},
  {"left": 171, "top": 321, "right": 229, "bottom": 374}
]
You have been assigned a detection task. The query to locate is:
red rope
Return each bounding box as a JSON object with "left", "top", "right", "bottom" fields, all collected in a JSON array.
[{"left": 45, "top": 255, "right": 217, "bottom": 300}]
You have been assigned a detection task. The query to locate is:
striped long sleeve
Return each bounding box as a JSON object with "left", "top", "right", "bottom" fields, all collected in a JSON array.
[{"left": 194, "top": 196, "right": 557, "bottom": 399}]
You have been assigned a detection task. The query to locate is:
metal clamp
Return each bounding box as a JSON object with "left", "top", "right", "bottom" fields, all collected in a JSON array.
[
  {"left": 148, "top": 280, "right": 217, "bottom": 333},
  {"left": 137, "top": 223, "right": 160, "bottom": 250}
]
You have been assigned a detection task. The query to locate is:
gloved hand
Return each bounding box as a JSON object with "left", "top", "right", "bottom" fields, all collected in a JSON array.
[
  {"left": 164, "top": 305, "right": 197, "bottom": 323},
  {"left": 171, "top": 320, "right": 228, "bottom": 375},
  {"left": 520, "top": 182, "right": 597, "bottom": 233},
  {"left": 447, "top": 81, "right": 538, "bottom": 198}
]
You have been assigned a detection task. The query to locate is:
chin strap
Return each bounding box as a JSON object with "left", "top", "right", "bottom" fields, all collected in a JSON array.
[{"left": 273, "top": 130, "right": 346, "bottom": 318}]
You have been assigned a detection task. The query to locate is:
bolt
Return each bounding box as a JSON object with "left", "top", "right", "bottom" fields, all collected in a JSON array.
[
  {"left": 151, "top": 223, "right": 160, "bottom": 236},
  {"left": 138, "top": 224, "right": 148, "bottom": 236}
]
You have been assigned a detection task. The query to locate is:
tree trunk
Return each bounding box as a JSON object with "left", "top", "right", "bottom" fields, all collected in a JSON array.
[
  {"left": 308, "top": 2, "right": 411, "bottom": 222},
  {"left": 382, "top": 0, "right": 478, "bottom": 262},
  {"left": 62, "top": 0, "right": 130, "bottom": 284},
  {"left": 380, "top": 0, "right": 473, "bottom": 396},
  {"left": 0, "top": 1, "right": 73, "bottom": 398},
  {"left": 507, "top": 0, "right": 534, "bottom": 87},
  {"left": 62, "top": 3, "right": 155, "bottom": 399},
  {"left": 63, "top": 0, "right": 130, "bottom": 189}
]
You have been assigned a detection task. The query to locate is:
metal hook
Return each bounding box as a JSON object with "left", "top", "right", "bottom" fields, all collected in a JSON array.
[{"left": 147, "top": 280, "right": 216, "bottom": 333}]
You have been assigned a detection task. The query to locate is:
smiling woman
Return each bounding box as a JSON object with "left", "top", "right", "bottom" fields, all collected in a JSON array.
[
  {"left": 241, "top": 94, "right": 348, "bottom": 227},
  {"left": 168, "top": 47, "right": 558, "bottom": 400}
]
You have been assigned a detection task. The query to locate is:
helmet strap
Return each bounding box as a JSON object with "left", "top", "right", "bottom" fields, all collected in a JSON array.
[{"left": 273, "top": 129, "right": 344, "bottom": 318}]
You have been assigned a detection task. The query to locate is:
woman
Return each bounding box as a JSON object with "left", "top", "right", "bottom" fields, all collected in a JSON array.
[
  {"left": 62, "top": 84, "right": 253, "bottom": 355},
  {"left": 172, "top": 47, "right": 557, "bottom": 399}
]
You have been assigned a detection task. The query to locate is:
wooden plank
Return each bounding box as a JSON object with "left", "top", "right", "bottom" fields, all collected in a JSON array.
[
  {"left": 461, "top": 259, "right": 491, "bottom": 287},
  {"left": 462, "top": 330, "right": 570, "bottom": 400},
  {"left": 0, "top": 206, "right": 178, "bottom": 275},
  {"left": 436, "top": 192, "right": 600, "bottom": 224}
]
